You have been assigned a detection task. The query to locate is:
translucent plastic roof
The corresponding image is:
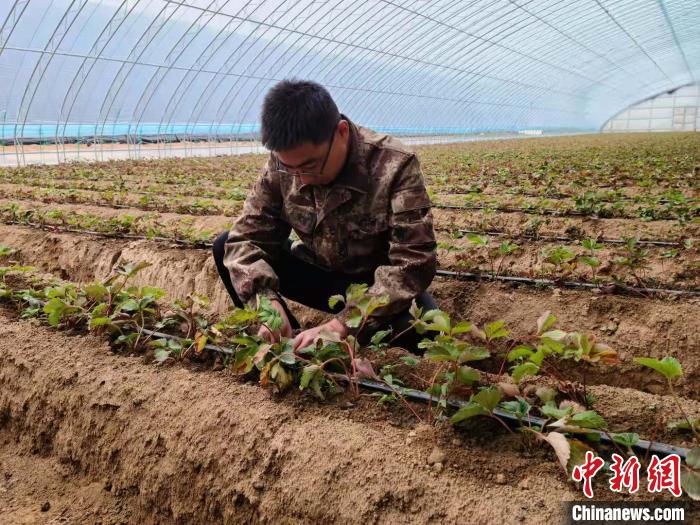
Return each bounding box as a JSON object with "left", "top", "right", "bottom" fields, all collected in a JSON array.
[{"left": 1, "top": 0, "right": 699, "bottom": 141}]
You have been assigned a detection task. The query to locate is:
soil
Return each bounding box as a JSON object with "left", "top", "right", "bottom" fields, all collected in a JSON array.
[
  {"left": 1, "top": 311, "right": 698, "bottom": 524},
  {"left": 0, "top": 311, "right": 575, "bottom": 524}
]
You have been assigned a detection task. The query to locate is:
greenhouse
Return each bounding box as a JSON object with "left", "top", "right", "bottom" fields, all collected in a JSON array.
[{"left": 0, "top": 1, "right": 698, "bottom": 523}]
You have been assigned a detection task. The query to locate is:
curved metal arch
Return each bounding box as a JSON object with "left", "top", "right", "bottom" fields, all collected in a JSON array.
[
  {"left": 333, "top": 0, "right": 581, "bottom": 132},
  {"left": 13, "top": 0, "right": 90, "bottom": 165},
  {"left": 57, "top": 0, "right": 141, "bottom": 158},
  {"left": 94, "top": 1, "right": 181, "bottom": 155},
  {"left": 322, "top": 0, "right": 594, "bottom": 125},
  {"left": 188, "top": 0, "right": 327, "bottom": 142},
  {"left": 129, "top": 0, "right": 230, "bottom": 149},
  {"left": 179, "top": 0, "right": 286, "bottom": 140},
  {"left": 210, "top": 0, "right": 375, "bottom": 138},
  {"left": 157, "top": 0, "right": 255, "bottom": 153}
]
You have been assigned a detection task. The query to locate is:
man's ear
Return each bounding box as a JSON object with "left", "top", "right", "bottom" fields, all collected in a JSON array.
[{"left": 337, "top": 119, "right": 350, "bottom": 138}]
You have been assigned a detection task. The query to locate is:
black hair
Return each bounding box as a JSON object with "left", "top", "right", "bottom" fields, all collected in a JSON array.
[{"left": 260, "top": 79, "right": 340, "bottom": 151}]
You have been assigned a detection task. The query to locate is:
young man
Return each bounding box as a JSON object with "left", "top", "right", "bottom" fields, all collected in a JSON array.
[{"left": 212, "top": 79, "right": 438, "bottom": 352}]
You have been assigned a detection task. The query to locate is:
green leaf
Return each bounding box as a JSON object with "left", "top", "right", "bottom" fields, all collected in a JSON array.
[
  {"left": 119, "top": 298, "right": 140, "bottom": 312},
  {"left": 458, "top": 346, "right": 490, "bottom": 363},
  {"left": 579, "top": 255, "right": 600, "bottom": 268},
  {"left": 257, "top": 295, "right": 282, "bottom": 332},
  {"left": 84, "top": 284, "right": 108, "bottom": 301},
  {"left": 450, "top": 401, "right": 487, "bottom": 424},
  {"left": 370, "top": 329, "right": 392, "bottom": 346},
  {"left": 451, "top": 320, "right": 472, "bottom": 335},
  {"left": 154, "top": 348, "right": 172, "bottom": 363},
  {"left": 425, "top": 345, "right": 454, "bottom": 362},
  {"left": 300, "top": 365, "right": 321, "bottom": 390},
  {"left": 687, "top": 447, "right": 700, "bottom": 469},
  {"left": 540, "top": 403, "right": 572, "bottom": 420},
  {"left": 511, "top": 362, "right": 539, "bottom": 384},
  {"left": 500, "top": 397, "right": 531, "bottom": 419},
  {"left": 473, "top": 386, "right": 501, "bottom": 412},
  {"left": 507, "top": 345, "right": 533, "bottom": 362},
  {"left": 570, "top": 410, "right": 607, "bottom": 429},
  {"left": 541, "top": 330, "right": 567, "bottom": 342},
  {"left": 536, "top": 311, "right": 557, "bottom": 335},
  {"left": 328, "top": 294, "right": 345, "bottom": 309},
  {"left": 399, "top": 356, "right": 419, "bottom": 366},
  {"left": 634, "top": 356, "right": 683, "bottom": 381},
  {"left": 610, "top": 432, "right": 640, "bottom": 448},
  {"left": 422, "top": 309, "right": 451, "bottom": 333},
  {"left": 88, "top": 317, "right": 112, "bottom": 329},
  {"left": 456, "top": 366, "right": 480, "bottom": 385},
  {"left": 345, "top": 308, "right": 362, "bottom": 328},
  {"left": 484, "top": 320, "right": 509, "bottom": 341},
  {"left": 345, "top": 283, "right": 368, "bottom": 303},
  {"left": 535, "top": 387, "right": 557, "bottom": 404},
  {"left": 278, "top": 351, "right": 296, "bottom": 366},
  {"left": 668, "top": 418, "right": 700, "bottom": 432}
]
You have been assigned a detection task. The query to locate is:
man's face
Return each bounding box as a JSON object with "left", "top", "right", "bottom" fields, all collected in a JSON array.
[{"left": 273, "top": 120, "right": 349, "bottom": 186}]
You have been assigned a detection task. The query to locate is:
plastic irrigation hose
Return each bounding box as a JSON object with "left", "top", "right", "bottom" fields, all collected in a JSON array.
[{"left": 140, "top": 329, "right": 689, "bottom": 460}]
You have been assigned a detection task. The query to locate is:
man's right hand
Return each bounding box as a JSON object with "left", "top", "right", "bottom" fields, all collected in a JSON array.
[{"left": 257, "top": 298, "right": 293, "bottom": 343}]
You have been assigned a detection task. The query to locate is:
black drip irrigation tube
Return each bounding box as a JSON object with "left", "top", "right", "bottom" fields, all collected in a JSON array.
[
  {"left": 4, "top": 220, "right": 699, "bottom": 297},
  {"left": 436, "top": 227, "right": 689, "bottom": 248},
  {"left": 434, "top": 189, "right": 683, "bottom": 207},
  {"left": 433, "top": 203, "right": 696, "bottom": 222},
  {"left": 434, "top": 269, "right": 700, "bottom": 297},
  {"left": 138, "top": 329, "right": 689, "bottom": 460}
]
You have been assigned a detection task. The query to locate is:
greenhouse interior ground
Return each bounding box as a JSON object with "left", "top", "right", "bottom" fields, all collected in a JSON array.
[{"left": 0, "top": 1, "right": 699, "bottom": 524}]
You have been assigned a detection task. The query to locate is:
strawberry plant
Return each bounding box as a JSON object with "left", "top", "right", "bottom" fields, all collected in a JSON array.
[{"left": 634, "top": 357, "right": 699, "bottom": 441}]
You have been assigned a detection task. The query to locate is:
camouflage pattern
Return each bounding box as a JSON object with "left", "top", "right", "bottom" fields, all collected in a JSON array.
[{"left": 222, "top": 113, "right": 437, "bottom": 329}]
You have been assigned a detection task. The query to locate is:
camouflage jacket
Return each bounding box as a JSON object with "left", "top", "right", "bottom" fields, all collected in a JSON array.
[{"left": 222, "top": 114, "right": 437, "bottom": 330}]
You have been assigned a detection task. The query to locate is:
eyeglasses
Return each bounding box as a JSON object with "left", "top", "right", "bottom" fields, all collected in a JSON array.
[{"left": 272, "top": 120, "right": 339, "bottom": 179}]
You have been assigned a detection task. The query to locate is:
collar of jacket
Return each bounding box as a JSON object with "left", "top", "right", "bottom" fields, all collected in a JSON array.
[{"left": 296, "top": 113, "right": 369, "bottom": 194}]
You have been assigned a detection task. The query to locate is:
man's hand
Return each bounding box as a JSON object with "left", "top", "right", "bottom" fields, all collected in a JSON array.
[
  {"left": 292, "top": 318, "right": 348, "bottom": 351},
  {"left": 257, "top": 299, "right": 293, "bottom": 343}
]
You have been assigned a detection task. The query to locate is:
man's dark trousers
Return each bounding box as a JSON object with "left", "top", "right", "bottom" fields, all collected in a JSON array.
[{"left": 212, "top": 231, "right": 437, "bottom": 353}]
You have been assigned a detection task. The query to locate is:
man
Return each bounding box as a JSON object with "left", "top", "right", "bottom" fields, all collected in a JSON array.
[{"left": 212, "top": 79, "right": 438, "bottom": 353}]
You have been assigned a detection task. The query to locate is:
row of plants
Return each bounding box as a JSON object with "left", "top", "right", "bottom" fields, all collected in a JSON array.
[
  {"left": 0, "top": 174, "right": 250, "bottom": 202},
  {"left": 0, "top": 202, "right": 218, "bottom": 245},
  {"left": 0, "top": 185, "right": 243, "bottom": 216},
  {"left": 438, "top": 232, "right": 698, "bottom": 289},
  {"left": 0, "top": 246, "right": 697, "bottom": 498},
  {"left": 4, "top": 201, "right": 697, "bottom": 294},
  {"left": 433, "top": 192, "right": 697, "bottom": 223}
]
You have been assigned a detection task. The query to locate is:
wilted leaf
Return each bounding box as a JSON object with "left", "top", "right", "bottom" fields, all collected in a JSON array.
[
  {"left": 354, "top": 358, "right": 378, "bottom": 380},
  {"left": 537, "top": 431, "right": 571, "bottom": 473},
  {"left": 682, "top": 448, "right": 700, "bottom": 501}
]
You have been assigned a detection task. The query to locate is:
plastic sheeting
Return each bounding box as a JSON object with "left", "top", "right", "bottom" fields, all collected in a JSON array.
[{"left": 0, "top": 0, "right": 698, "bottom": 144}]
